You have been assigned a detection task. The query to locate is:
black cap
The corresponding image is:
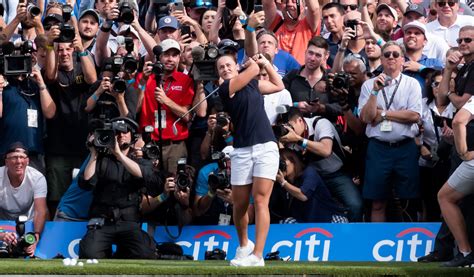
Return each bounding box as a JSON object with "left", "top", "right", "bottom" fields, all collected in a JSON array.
[
  {"left": 217, "top": 39, "right": 239, "bottom": 54},
  {"left": 404, "top": 3, "right": 426, "bottom": 17},
  {"left": 43, "top": 13, "right": 63, "bottom": 25},
  {"left": 5, "top": 142, "right": 29, "bottom": 156}
]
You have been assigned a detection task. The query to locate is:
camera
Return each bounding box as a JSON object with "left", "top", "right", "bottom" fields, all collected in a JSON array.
[
  {"left": 208, "top": 151, "right": 231, "bottom": 191},
  {"left": 344, "top": 19, "right": 358, "bottom": 39},
  {"left": 272, "top": 124, "right": 290, "bottom": 140},
  {"left": 279, "top": 159, "right": 287, "bottom": 172},
  {"left": 191, "top": 43, "right": 219, "bottom": 81},
  {"left": 142, "top": 125, "right": 160, "bottom": 160},
  {"left": 118, "top": 1, "right": 134, "bottom": 24},
  {"left": 92, "top": 120, "right": 129, "bottom": 149},
  {"left": 117, "top": 36, "right": 138, "bottom": 74},
  {"left": 175, "top": 158, "right": 191, "bottom": 191},
  {"left": 0, "top": 41, "right": 33, "bottom": 76},
  {"left": 27, "top": 3, "right": 41, "bottom": 17},
  {"left": 54, "top": 4, "right": 75, "bottom": 43},
  {"left": 104, "top": 57, "right": 127, "bottom": 93},
  {"left": 215, "top": 112, "right": 230, "bottom": 127},
  {"left": 332, "top": 72, "right": 350, "bottom": 90},
  {"left": 0, "top": 216, "right": 37, "bottom": 258}
]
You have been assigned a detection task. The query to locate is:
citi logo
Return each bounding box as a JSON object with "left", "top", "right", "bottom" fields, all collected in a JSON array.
[
  {"left": 177, "top": 230, "right": 231, "bottom": 260},
  {"left": 372, "top": 227, "right": 435, "bottom": 261},
  {"left": 270, "top": 227, "right": 333, "bottom": 261}
]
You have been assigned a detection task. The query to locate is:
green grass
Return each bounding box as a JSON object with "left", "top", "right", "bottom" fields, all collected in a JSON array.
[{"left": 0, "top": 259, "right": 473, "bottom": 276}]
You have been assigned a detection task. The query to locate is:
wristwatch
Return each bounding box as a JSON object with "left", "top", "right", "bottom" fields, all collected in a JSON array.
[{"left": 381, "top": 111, "right": 387, "bottom": 121}]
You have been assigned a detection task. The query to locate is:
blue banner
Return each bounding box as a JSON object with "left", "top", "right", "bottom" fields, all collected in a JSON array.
[{"left": 0, "top": 221, "right": 440, "bottom": 262}]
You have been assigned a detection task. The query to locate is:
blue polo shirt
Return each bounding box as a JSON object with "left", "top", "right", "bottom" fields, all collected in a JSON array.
[
  {"left": 404, "top": 55, "right": 443, "bottom": 97},
  {"left": 0, "top": 82, "right": 43, "bottom": 155},
  {"left": 237, "top": 49, "right": 300, "bottom": 77}
]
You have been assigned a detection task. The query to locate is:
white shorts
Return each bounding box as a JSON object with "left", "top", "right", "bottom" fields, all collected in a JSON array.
[
  {"left": 230, "top": 141, "right": 279, "bottom": 185},
  {"left": 447, "top": 162, "right": 474, "bottom": 195}
]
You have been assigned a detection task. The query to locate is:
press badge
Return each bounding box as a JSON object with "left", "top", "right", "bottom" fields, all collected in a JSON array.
[
  {"left": 380, "top": 120, "right": 392, "bottom": 132},
  {"left": 218, "top": 213, "right": 231, "bottom": 226},
  {"left": 27, "top": 109, "right": 38, "bottom": 128},
  {"left": 154, "top": 110, "right": 166, "bottom": 129}
]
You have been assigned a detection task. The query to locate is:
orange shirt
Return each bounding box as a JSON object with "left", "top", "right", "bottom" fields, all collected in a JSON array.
[{"left": 269, "top": 16, "right": 320, "bottom": 65}]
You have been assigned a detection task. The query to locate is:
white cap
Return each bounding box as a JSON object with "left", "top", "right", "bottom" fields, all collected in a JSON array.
[
  {"left": 376, "top": 3, "right": 398, "bottom": 22},
  {"left": 160, "top": 39, "right": 181, "bottom": 53},
  {"left": 403, "top": 20, "right": 427, "bottom": 38}
]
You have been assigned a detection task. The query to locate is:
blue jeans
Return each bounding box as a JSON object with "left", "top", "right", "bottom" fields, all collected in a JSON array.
[{"left": 322, "top": 170, "right": 363, "bottom": 222}]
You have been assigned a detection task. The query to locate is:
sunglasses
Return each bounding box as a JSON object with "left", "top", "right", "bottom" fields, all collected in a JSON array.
[
  {"left": 431, "top": 81, "right": 440, "bottom": 88},
  {"left": 383, "top": 51, "right": 401, "bottom": 58},
  {"left": 457, "top": 37, "right": 473, "bottom": 44},
  {"left": 342, "top": 4, "right": 358, "bottom": 10},
  {"left": 437, "top": 1, "right": 457, "bottom": 7}
]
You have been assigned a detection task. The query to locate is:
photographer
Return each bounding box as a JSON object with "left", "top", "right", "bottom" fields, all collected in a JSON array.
[
  {"left": 78, "top": 117, "right": 158, "bottom": 259},
  {"left": 279, "top": 108, "right": 363, "bottom": 222},
  {"left": 193, "top": 146, "right": 249, "bottom": 226},
  {"left": 85, "top": 57, "right": 138, "bottom": 120},
  {"left": 138, "top": 39, "right": 195, "bottom": 174},
  {"left": 0, "top": 43, "right": 56, "bottom": 171},
  {"left": 3, "top": 1, "right": 44, "bottom": 43},
  {"left": 0, "top": 142, "right": 48, "bottom": 257},
  {"left": 44, "top": 24, "right": 97, "bottom": 214},
  {"left": 276, "top": 149, "right": 348, "bottom": 223}
]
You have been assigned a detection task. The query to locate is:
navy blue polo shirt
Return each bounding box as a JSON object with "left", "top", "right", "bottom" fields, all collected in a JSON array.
[
  {"left": 0, "top": 82, "right": 43, "bottom": 155},
  {"left": 218, "top": 79, "right": 276, "bottom": 148}
]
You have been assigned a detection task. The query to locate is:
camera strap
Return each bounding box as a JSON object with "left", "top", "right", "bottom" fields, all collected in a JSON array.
[
  {"left": 381, "top": 74, "right": 402, "bottom": 111},
  {"left": 430, "top": 109, "right": 441, "bottom": 144}
]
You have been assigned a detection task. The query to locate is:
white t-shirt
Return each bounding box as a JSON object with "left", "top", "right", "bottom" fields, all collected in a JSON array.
[
  {"left": 461, "top": 96, "right": 474, "bottom": 166},
  {"left": 263, "top": 89, "right": 293, "bottom": 125},
  {"left": 426, "top": 15, "right": 474, "bottom": 47},
  {"left": 0, "top": 166, "right": 47, "bottom": 221}
]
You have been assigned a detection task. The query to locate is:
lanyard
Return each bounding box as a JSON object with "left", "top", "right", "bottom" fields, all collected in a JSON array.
[
  {"left": 161, "top": 78, "right": 173, "bottom": 95},
  {"left": 381, "top": 74, "right": 402, "bottom": 111}
]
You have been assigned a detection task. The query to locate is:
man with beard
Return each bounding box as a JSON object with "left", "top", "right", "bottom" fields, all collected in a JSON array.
[
  {"left": 402, "top": 21, "right": 443, "bottom": 97},
  {"left": 43, "top": 29, "right": 97, "bottom": 215},
  {"left": 426, "top": 0, "right": 472, "bottom": 47},
  {"left": 138, "top": 39, "right": 194, "bottom": 174},
  {"left": 374, "top": 3, "right": 398, "bottom": 42},
  {"left": 283, "top": 37, "right": 341, "bottom": 122},
  {"left": 78, "top": 9, "right": 100, "bottom": 54},
  {"left": 365, "top": 38, "right": 383, "bottom": 77},
  {"left": 263, "top": 0, "right": 321, "bottom": 65}
]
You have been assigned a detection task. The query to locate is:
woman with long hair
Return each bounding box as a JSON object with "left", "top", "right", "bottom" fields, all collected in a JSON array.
[{"left": 216, "top": 53, "right": 284, "bottom": 267}]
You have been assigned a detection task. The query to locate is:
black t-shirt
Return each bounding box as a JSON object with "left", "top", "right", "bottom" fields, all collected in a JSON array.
[
  {"left": 45, "top": 67, "right": 91, "bottom": 156},
  {"left": 455, "top": 61, "right": 474, "bottom": 96},
  {"left": 218, "top": 79, "right": 275, "bottom": 148}
]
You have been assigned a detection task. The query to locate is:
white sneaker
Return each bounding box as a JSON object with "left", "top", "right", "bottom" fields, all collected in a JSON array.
[
  {"left": 230, "top": 240, "right": 254, "bottom": 266},
  {"left": 230, "top": 254, "right": 265, "bottom": 267}
]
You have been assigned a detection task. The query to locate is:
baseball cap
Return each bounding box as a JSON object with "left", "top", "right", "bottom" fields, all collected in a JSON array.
[
  {"left": 79, "top": 9, "right": 100, "bottom": 23},
  {"left": 43, "top": 13, "right": 63, "bottom": 25},
  {"left": 376, "top": 3, "right": 398, "bottom": 22},
  {"left": 5, "top": 142, "right": 29, "bottom": 156},
  {"left": 160, "top": 39, "right": 181, "bottom": 53},
  {"left": 404, "top": 3, "right": 426, "bottom": 17},
  {"left": 158, "top": 16, "right": 180, "bottom": 30},
  {"left": 403, "top": 20, "right": 427, "bottom": 37}
]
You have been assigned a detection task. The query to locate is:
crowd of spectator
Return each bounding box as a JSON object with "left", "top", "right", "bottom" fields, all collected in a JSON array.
[{"left": 0, "top": 0, "right": 473, "bottom": 262}]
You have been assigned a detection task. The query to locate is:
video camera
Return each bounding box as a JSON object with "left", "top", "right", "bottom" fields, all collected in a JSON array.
[
  {"left": 0, "top": 216, "right": 37, "bottom": 258},
  {"left": 175, "top": 158, "right": 191, "bottom": 191},
  {"left": 54, "top": 4, "right": 75, "bottom": 43},
  {"left": 191, "top": 43, "right": 219, "bottom": 81},
  {"left": 90, "top": 120, "right": 129, "bottom": 149},
  {"left": 208, "top": 151, "right": 231, "bottom": 191},
  {"left": 141, "top": 125, "right": 160, "bottom": 160},
  {"left": 0, "top": 41, "right": 33, "bottom": 76}
]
